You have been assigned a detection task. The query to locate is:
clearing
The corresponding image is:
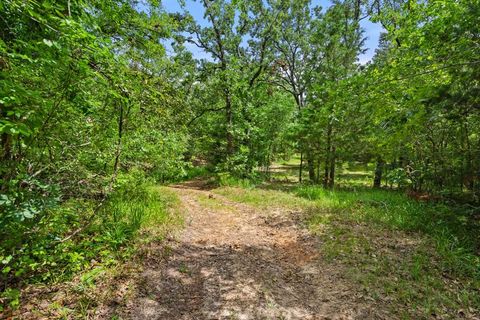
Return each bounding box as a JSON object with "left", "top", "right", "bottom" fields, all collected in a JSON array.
[{"left": 11, "top": 176, "right": 479, "bottom": 319}]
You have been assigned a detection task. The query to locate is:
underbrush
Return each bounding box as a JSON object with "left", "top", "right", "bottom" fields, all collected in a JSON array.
[
  {"left": 0, "top": 171, "right": 180, "bottom": 312},
  {"left": 296, "top": 186, "right": 480, "bottom": 317},
  {"left": 184, "top": 166, "right": 211, "bottom": 181},
  {"left": 216, "top": 172, "right": 262, "bottom": 188}
]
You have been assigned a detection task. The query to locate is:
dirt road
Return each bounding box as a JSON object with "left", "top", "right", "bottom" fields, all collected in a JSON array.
[{"left": 120, "top": 181, "right": 381, "bottom": 319}]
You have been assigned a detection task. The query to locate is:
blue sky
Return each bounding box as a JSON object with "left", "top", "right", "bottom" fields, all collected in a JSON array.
[{"left": 162, "top": 0, "right": 383, "bottom": 64}]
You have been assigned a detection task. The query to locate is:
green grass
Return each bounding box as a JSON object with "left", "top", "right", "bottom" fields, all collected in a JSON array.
[
  {"left": 295, "top": 185, "right": 480, "bottom": 318},
  {"left": 184, "top": 166, "right": 212, "bottom": 181},
  {"left": 270, "top": 157, "right": 375, "bottom": 187},
  {"left": 296, "top": 186, "right": 479, "bottom": 275},
  {"left": 335, "top": 170, "right": 373, "bottom": 188},
  {"left": 214, "top": 186, "right": 310, "bottom": 209},
  {"left": 216, "top": 172, "right": 260, "bottom": 188},
  {"left": 279, "top": 154, "right": 303, "bottom": 166},
  {"left": 197, "top": 193, "right": 232, "bottom": 211}
]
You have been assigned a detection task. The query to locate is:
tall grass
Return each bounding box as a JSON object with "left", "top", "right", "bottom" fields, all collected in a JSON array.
[
  {"left": 292, "top": 185, "right": 480, "bottom": 316},
  {"left": 99, "top": 185, "right": 176, "bottom": 250},
  {"left": 295, "top": 186, "right": 480, "bottom": 279}
]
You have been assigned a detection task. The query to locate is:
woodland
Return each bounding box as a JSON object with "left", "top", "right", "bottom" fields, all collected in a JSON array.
[{"left": 0, "top": 0, "right": 479, "bottom": 318}]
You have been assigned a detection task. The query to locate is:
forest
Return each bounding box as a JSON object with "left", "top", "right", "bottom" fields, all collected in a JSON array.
[{"left": 0, "top": 0, "right": 479, "bottom": 318}]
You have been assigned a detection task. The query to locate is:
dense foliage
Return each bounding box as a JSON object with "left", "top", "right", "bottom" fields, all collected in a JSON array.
[
  {"left": 171, "top": 0, "right": 480, "bottom": 196},
  {"left": 1, "top": 0, "right": 479, "bottom": 313},
  {"left": 0, "top": 0, "right": 186, "bottom": 308}
]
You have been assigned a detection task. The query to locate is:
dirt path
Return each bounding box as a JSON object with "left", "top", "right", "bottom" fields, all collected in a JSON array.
[{"left": 119, "top": 181, "right": 382, "bottom": 320}]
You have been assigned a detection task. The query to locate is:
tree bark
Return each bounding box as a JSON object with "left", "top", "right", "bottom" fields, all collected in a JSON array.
[
  {"left": 373, "top": 158, "right": 384, "bottom": 188},
  {"left": 0, "top": 133, "right": 11, "bottom": 162},
  {"left": 323, "top": 161, "right": 329, "bottom": 188},
  {"left": 0, "top": 133, "right": 12, "bottom": 192},
  {"left": 109, "top": 101, "right": 124, "bottom": 192},
  {"left": 324, "top": 123, "right": 333, "bottom": 187},
  {"left": 463, "top": 122, "right": 474, "bottom": 190},
  {"left": 328, "top": 146, "right": 336, "bottom": 188},
  {"left": 307, "top": 151, "right": 315, "bottom": 182},
  {"left": 225, "top": 88, "right": 234, "bottom": 156}
]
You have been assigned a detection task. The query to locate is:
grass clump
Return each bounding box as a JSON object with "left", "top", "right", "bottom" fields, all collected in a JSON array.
[{"left": 216, "top": 172, "right": 259, "bottom": 188}]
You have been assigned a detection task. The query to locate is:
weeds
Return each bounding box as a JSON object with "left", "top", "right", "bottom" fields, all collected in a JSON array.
[
  {"left": 215, "top": 186, "right": 310, "bottom": 209},
  {"left": 216, "top": 172, "right": 259, "bottom": 188},
  {"left": 0, "top": 171, "right": 180, "bottom": 312},
  {"left": 295, "top": 185, "right": 480, "bottom": 317}
]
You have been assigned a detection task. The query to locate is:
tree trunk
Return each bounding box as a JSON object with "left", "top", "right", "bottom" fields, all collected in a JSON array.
[
  {"left": 316, "top": 157, "right": 321, "bottom": 183},
  {"left": 463, "top": 122, "right": 474, "bottom": 190},
  {"left": 373, "top": 158, "right": 384, "bottom": 188},
  {"left": 225, "top": 88, "right": 234, "bottom": 156},
  {"left": 324, "top": 123, "right": 332, "bottom": 187},
  {"left": 0, "top": 133, "right": 12, "bottom": 192},
  {"left": 323, "top": 162, "right": 329, "bottom": 188},
  {"left": 328, "top": 146, "right": 336, "bottom": 188},
  {"left": 1, "top": 133, "right": 11, "bottom": 162},
  {"left": 307, "top": 151, "right": 315, "bottom": 182},
  {"left": 109, "top": 102, "right": 124, "bottom": 192}
]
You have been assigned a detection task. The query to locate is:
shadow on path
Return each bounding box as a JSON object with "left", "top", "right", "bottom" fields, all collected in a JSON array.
[{"left": 110, "top": 182, "right": 387, "bottom": 320}]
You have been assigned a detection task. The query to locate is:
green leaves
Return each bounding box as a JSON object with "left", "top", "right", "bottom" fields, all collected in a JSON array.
[
  {"left": 0, "top": 0, "right": 479, "bottom": 313},
  {"left": 0, "top": 288, "right": 20, "bottom": 310},
  {"left": 0, "top": 0, "right": 187, "bottom": 310},
  {"left": 0, "top": 120, "right": 31, "bottom": 137},
  {"left": 360, "top": 0, "right": 480, "bottom": 192}
]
